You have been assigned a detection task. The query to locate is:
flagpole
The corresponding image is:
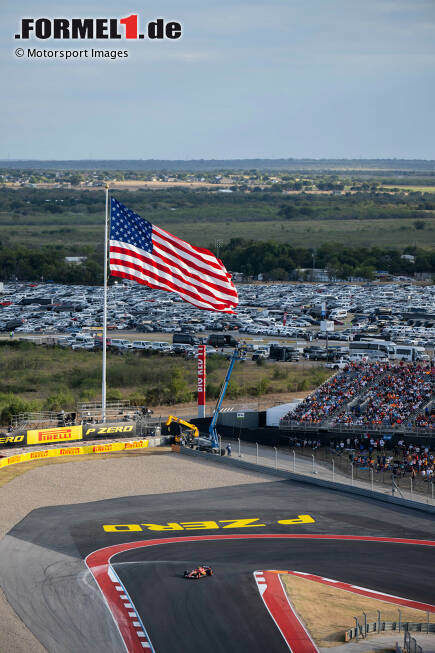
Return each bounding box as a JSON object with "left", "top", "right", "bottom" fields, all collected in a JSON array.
[{"left": 102, "top": 184, "right": 109, "bottom": 422}]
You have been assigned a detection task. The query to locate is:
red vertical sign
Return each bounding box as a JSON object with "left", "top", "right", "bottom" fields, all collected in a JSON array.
[
  {"left": 197, "top": 344, "right": 206, "bottom": 416},
  {"left": 283, "top": 311, "right": 287, "bottom": 326}
]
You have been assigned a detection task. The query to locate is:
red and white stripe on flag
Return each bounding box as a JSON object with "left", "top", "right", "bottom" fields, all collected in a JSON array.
[{"left": 110, "top": 222, "right": 237, "bottom": 313}]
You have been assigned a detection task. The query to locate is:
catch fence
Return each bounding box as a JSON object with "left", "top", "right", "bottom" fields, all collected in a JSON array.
[
  {"left": 346, "top": 614, "right": 434, "bottom": 642},
  {"left": 291, "top": 444, "right": 435, "bottom": 499}
]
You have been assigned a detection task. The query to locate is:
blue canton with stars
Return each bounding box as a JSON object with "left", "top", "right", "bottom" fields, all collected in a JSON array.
[{"left": 110, "top": 197, "right": 153, "bottom": 253}]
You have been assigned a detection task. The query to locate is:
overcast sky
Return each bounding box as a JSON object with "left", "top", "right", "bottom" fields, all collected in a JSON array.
[{"left": 2, "top": 0, "right": 435, "bottom": 160}]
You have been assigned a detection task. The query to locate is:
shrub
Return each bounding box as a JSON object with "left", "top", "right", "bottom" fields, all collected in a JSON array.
[
  {"left": 107, "top": 388, "right": 122, "bottom": 401},
  {"left": 0, "top": 396, "right": 41, "bottom": 425}
]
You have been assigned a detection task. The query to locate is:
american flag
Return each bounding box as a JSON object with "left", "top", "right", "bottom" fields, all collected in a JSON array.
[{"left": 109, "top": 197, "right": 238, "bottom": 313}]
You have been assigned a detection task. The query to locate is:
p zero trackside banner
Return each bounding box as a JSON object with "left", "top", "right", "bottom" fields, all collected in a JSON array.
[
  {"left": 26, "top": 425, "right": 83, "bottom": 445},
  {"left": 0, "top": 422, "right": 138, "bottom": 449},
  {"left": 0, "top": 434, "right": 26, "bottom": 447},
  {"left": 83, "top": 422, "right": 136, "bottom": 440},
  {"left": 197, "top": 344, "right": 206, "bottom": 418}
]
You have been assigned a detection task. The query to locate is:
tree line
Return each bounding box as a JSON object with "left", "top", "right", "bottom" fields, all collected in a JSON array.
[
  {"left": 220, "top": 239, "right": 435, "bottom": 280},
  {"left": 0, "top": 241, "right": 433, "bottom": 285}
]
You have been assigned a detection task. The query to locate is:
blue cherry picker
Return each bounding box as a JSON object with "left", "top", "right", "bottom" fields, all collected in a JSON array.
[{"left": 206, "top": 345, "right": 246, "bottom": 453}]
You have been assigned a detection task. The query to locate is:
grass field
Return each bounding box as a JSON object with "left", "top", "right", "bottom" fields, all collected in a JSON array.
[
  {"left": 1, "top": 215, "right": 434, "bottom": 249},
  {"left": 0, "top": 342, "right": 331, "bottom": 424},
  {"left": 383, "top": 185, "right": 435, "bottom": 193},
  {"left": 281, "top": 574, "right": 432, "bottom": 648}
]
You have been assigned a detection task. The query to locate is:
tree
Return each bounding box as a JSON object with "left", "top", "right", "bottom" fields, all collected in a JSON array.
[{"left": 277, "top": 204, "right": 298, "bottom": 219}]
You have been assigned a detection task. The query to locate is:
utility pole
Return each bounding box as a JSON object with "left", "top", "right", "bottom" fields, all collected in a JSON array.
[{"left": 216, "top": 239, "right": 223, "bottom": 259}]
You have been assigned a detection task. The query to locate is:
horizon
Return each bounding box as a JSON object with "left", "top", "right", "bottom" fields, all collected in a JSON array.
[{"left": 1, "top": 157, "right": 435, "bottom": 163}]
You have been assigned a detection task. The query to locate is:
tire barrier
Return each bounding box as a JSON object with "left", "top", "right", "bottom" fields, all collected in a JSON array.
[{"left": 0, "top": 438, "right": 149, "bottom": 468}]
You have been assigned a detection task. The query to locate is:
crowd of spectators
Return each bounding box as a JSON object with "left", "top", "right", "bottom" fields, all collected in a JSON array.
[
  {"left": 349, "top": 438, "right": 435, "bottom": 484},
  {"left": 281, "top": 362, "right": 434, "bottom": 430},
  {"left": 288, "top": 434, "right": 434, "bottom": 485},
  {"left": 281, "top": 362, "right": 386, "bottom": 425},
  {"left": 333, "top": 363, "right": 433, "bottom": 428},
  {"left": 414, "top": 409, "right": 435, "bottom": 429}
]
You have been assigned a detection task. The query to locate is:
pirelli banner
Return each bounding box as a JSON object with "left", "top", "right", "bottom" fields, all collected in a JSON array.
[
  {"left": 0, "top": 422, "right": 136, "bottom": 448},
  {"left": 27, "top": 425, "right": 83, "bottom": 446}
]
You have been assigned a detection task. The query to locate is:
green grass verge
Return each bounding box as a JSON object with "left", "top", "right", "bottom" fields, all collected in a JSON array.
[
  {"left": 0, "top": 216, "right": 434, "bottom": 249},
  {"left": 0, "top": 341, "right": 331, "bottom": 424}
]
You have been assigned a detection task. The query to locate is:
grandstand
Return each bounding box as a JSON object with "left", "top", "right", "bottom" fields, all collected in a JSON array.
[{"left": 280, "top": 362, "right": 434, "bottom": 433}]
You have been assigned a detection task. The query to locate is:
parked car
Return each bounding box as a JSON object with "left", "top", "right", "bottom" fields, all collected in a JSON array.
[
  {"left": 151, "top": 342, "right": 173, "bottom": 353},
  {"left": 207, "top": 334, "right": 238, "bottom": 348},
  {"left": 131, "top": 340, "right": 153, "bottom": 350},
  {"left": 173, "top": 332, "right": 199, "bottom": 346}
]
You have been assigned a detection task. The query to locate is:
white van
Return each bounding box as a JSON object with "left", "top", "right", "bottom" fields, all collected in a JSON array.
[
  {"left": 330, "top": 309, "right": 348, "bottom": 320},
  {"left": 110, "top": 339, "right": 133, "bottom": 350},
  {"left": 74, "top": 334, "right": 95, "bottom": 345},
  {"left": 151, "top": 342, "right": 173, "bottom": 353},
  {"left": 132, "top": 340, "right": 153, "bottom": 350}
]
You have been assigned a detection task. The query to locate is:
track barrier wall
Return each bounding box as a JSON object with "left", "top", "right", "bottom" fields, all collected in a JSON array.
[
  {"left": 0, "top": 438, "right": 150, "bottom": 468},
  {"left": 178, "top": 447, "right": 435, "bottom": 515},
  {"left": 190, "top": 418, "right": 435, "bottom": 448}
]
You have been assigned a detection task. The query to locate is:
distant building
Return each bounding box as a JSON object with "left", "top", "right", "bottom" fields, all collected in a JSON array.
[
  {"left": 64, "top": 256, "right": 87, "bottom": 266},
  {"left": 292, "top": 268, "right": 331, "bottom": 282},
  {"left": 375, "top": 271, "right": 394, "bottom": 281},
  {"left": 401, "top": 254, "right": 415, "bottom": 264},
  {"left": 230, "top": 272, "right": 245, "bottom": 282}
]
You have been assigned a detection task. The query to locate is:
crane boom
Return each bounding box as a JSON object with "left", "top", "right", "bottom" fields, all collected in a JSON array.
[{"left": 208, "top": 346, "right": 245, "bottom": 450}]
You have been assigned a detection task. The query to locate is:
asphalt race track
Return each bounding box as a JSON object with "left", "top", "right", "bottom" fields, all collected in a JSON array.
[{"left": 1, "top": 472, "right": 435, "bottom": 653}]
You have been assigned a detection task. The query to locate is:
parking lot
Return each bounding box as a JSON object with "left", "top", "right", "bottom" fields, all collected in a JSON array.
[{"left": 0, "top": 280, "right": 433, "bottom": 362}]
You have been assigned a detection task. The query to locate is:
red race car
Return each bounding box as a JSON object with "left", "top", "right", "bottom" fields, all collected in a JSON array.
[{"left": 183, "top": 565, "right": 213, "bottom": 579}]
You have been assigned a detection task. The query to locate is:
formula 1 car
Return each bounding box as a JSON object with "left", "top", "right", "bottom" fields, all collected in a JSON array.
[{"left": 183, "top": 565, "right": 213, "bottom": 579}]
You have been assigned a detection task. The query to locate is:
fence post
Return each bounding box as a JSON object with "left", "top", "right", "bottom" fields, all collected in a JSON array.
[
  {"left": 274, "top": 446, "right": 278, "bottom": 470},
  {"left": 377, "top": 610, "right": 381, "bottom": 635},
  {"left": 312, "top": 454, "right": 317, "bottom": 475},
  {"left": 238, "top": 437, "right": 241, "bottom": 458},
  {"left": 354, "top": 617, "right": 359, "bottom": 641},
  {"left": 293, "top": 449, "right": 296, "bottom": 472},
  {"left": 351, "top": 463, "right": 354, "bottom": 486},
  {"left": 427, "top": 611, "right": 430, "bottom": 635},
  {"left": 332, "top": 459, "right": 335, "bottom": 483},
  {"left": 363, "top": 611, "right": 367, "bottom": 637},
  {"left": 410, "top": 477, "right": 413, "bottom": 498},
  {"left": 398, "top": 609, "right": 401, "bottom": 633},
  {"left": 371, "top": 468, "right": 374, "bottom": 491},
  {"left": 256, "top": 442, "right": 258, "bottom": 465}
]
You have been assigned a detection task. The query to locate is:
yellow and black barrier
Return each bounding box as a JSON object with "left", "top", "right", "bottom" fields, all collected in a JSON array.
[{"left": 0, "top": 439, "right": 149, "bottom": 468}]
